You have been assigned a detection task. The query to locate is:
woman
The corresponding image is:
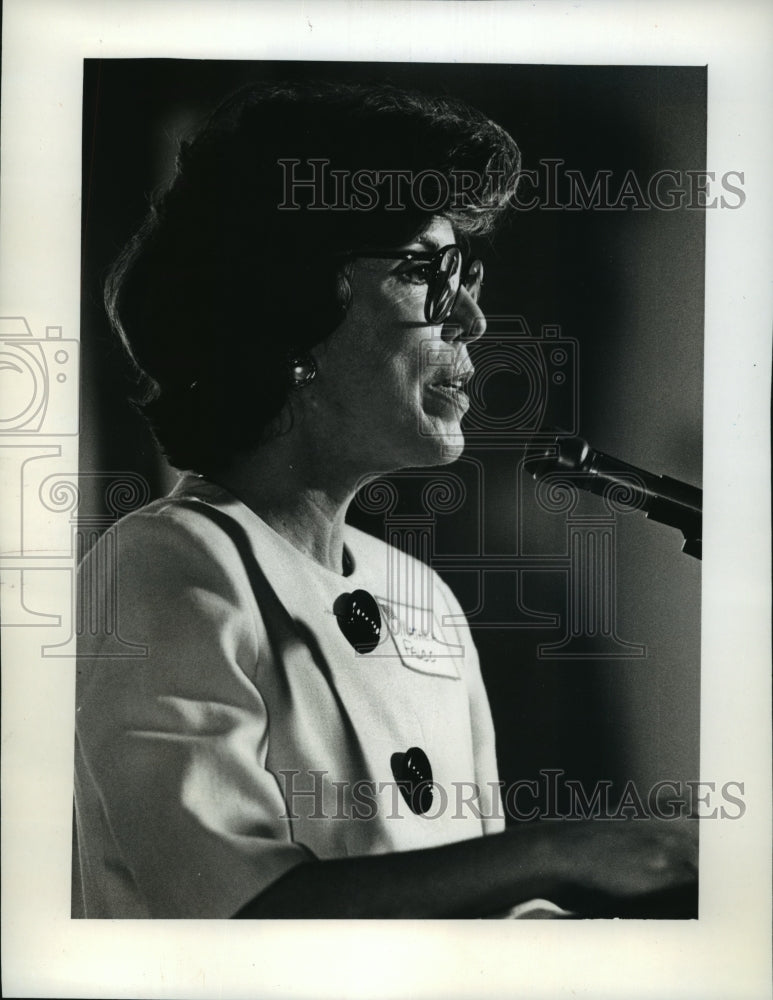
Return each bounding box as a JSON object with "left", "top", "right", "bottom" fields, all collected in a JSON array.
[{"left": 74, "top": 81, "right": 697, "bottom": 918}]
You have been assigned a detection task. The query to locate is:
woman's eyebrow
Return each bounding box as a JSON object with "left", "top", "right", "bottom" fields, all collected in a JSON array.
[{"left": 405, "top": 234, "right": 442, "bottom": 252}]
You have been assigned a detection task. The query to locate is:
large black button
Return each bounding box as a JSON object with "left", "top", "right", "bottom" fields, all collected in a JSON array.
[
  {"left": 391, "top": 746, "right": 434, "bottom": 815},
  {"left": 333, "top": 589, "right": 382, "bottom": 654}
]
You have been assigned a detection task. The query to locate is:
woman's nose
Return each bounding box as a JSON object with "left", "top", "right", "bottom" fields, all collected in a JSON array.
[{"left": 441, "top": 286, "right": 487, "bottom": 343}]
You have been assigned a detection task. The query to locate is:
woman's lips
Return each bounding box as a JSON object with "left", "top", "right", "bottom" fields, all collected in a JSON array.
[{"left": 425, "top": 380, "right": 471, "bottom": 413}]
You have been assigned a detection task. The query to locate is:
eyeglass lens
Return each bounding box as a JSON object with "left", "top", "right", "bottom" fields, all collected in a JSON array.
[
  {"left": 427, "top": 248, "right": 484, "bottom": 324},
  {"left": 426, "top": 247, "right": 462, "bottom": 324},
  {"left": 464, "top": 259, "right": 484, "bottom": 302}
]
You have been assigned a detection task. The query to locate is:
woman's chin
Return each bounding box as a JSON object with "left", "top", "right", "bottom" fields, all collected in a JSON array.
[
  {"left": 410, "top": 427, "right": 466, "bottom": 468},
  {"left": 437, "top": 434, "right": 466, "bottom": 464},
  {"left": 370, "top": 416, "right": 467, "bottom": 473}
]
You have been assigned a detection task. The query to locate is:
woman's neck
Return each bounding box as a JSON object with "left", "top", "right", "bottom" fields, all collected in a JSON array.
[{"left": 212, "top": 439, "right": 361, "bottom": 575}]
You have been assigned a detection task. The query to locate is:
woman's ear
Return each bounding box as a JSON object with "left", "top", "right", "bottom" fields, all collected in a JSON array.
[{"left": 335, "top": 263, "right": 353, "bottom": 318}]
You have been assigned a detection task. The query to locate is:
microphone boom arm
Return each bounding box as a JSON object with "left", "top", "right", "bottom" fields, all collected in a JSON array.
[{"left": 530, "top": 434, "right": 702, "bottom": 559}]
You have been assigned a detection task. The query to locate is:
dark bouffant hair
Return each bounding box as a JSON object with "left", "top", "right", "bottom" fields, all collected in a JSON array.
[{"left": 105, "top": 80, "right": 521, "bottom": 473}]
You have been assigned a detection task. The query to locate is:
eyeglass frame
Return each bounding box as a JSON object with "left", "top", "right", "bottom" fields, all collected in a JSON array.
[{"left": 336, "top": 243, "right": 484, "bottom": 326}]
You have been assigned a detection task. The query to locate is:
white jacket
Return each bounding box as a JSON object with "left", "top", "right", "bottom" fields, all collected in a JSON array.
[{"left": 74, "top": 475, "right": 504, "bottom": 918}]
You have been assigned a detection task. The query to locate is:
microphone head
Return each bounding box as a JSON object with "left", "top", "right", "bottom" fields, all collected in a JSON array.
[{"left": 528, "top": 431, "right": 590, "bottom": 479}]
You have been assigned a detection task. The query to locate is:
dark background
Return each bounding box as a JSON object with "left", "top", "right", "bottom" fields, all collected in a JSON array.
[{"left": 80, "top": 60, "right": 704, "bottom": 811}]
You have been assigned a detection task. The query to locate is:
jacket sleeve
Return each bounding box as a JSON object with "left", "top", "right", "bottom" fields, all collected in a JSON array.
[{"left": 75, "top": 506, "right": 312, "bottom": 918}]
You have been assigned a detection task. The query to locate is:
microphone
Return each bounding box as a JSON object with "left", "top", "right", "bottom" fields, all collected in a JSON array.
[{"left": 529, "top": 433, "right": 702, "bottom": 559}]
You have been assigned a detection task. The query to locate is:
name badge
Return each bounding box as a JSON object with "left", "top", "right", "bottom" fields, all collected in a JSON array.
[{"left": 374, "top": 597, "right": 462, "bottom": 679}]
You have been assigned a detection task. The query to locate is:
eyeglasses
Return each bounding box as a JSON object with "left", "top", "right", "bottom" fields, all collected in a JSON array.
[{"left": 340, "top": 244, "right": 484, "bottom": 326}]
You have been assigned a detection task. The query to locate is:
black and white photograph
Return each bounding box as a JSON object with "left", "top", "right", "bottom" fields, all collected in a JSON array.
[
  {"left": 74, "top": 58, "right": 705, "bottom": 921},
  {"left": 1, "top": 2, "right": 771, "bottom": 998}
]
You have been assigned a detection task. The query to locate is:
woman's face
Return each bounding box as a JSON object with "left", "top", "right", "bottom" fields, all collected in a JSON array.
[{"left": 299, "top": 217, "right": 487, "bottom": 479}]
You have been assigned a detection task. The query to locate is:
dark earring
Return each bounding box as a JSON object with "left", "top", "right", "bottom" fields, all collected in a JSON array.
[{"left": 288, "top": 355, "right": 317, "bottom": 388}]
